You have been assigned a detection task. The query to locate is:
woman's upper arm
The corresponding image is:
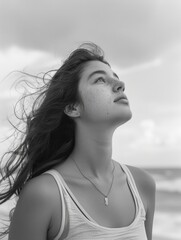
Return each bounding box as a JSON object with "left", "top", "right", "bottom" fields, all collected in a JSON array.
[
  {"left": 127, "top": 166, "right": 156, "bottom": 240},
  {"left": 8, "top": 175, "right": 55, "bottom": 240},
  {"left": 143, "top": 172, "right": 156, "bottom": 240}
]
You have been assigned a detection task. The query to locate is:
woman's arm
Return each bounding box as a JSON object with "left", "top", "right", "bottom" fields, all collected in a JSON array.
[
  {"left": 128, "top": 166, "right": 156, "bottom": 240},
  {"left": 143, "top": 171, "right": 156, "bottom": 240},
  {"left": 8, "top": 175, "right": 57, "bottom": 240}
]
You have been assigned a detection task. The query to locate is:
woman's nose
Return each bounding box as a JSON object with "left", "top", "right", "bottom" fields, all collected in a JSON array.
[{"left": 113, "top": 80, "right": 125, "bottom": 92}]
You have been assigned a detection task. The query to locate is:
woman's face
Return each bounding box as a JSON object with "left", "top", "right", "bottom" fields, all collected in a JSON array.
[{"left": 77, "top": 60, "right": 132, "bottom": 127}]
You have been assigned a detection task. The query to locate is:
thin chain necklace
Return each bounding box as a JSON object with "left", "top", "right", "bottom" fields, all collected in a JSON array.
[{"left": 72, "top": 157, "right": 115, "bottom": 206}]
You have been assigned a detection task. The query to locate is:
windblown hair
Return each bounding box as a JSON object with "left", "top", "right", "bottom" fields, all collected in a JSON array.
[{"left": 0, "top": 42, "right": 109, "bottom": 237}]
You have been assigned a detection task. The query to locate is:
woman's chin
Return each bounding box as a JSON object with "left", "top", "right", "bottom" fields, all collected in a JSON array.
[
  {"left": 127, "top": 109, "right": 133, "bottom": 121},
  {"left": 115, "top": 109, "right": 133, "bottom": 126}
]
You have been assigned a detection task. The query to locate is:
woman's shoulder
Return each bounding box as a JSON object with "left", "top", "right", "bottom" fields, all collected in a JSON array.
[
  {"left": 17, "top": 172, "right": 63, "bottom": 221},
  {"left": 125, "top": 165, "right": 156, "bottom": 211},
  {"left": 18, "top": 173, "right": 61, "bottom": 218},
  {"left": 9, "top": 173, "right": 62, "bottom": 240},
  {"left": 126, "top": 165, "right": 156, "bottom": 189},
  {"left": 21, "top": 173, "right": 59, "bottom": 201}
]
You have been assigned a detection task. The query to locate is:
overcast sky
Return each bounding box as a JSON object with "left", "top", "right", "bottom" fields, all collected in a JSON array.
[{"left": 0, "top": 0, "right": 181, "bottom": 167}]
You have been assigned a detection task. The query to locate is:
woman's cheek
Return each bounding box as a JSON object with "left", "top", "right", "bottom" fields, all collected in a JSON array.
[
  {"left": 88, "top": 88, "right": 109, "bottom": 106},
  {"left": 88, "top": 89, "right": 112, "bottom": 115},
  {"left": 80, "top": 86, "right": 112, "bottom": 118}
]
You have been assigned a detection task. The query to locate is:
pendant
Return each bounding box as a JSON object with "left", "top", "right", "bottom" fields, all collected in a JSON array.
[{"left": 104, "top": 197, "right": 108, "bottom": 206}]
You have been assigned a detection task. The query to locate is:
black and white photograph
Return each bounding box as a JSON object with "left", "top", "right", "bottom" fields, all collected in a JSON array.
[{"left": 0, "top": 1, "right": 181, "bottom": 240}]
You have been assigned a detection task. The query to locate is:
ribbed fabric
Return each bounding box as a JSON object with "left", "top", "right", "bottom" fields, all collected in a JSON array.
[{"left": 44, "top": 164, "right": 148, "bottom": 240}]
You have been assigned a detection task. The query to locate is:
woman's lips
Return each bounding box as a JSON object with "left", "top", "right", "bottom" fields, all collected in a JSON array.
[
  {"left": 114, "top": 95, "right": 129, "bottom": 103},
  {"left": 114, "top": 98, "right": 129, "bottom": 104}
]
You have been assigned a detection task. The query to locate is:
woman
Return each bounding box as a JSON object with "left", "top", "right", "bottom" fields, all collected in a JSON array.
[{"left": 0, "top": 43, "right": 156, "bottom": 240}]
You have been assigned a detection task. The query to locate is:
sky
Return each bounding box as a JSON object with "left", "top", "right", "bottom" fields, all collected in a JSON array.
[{"left": 0, "top": 0, "right": 181, "bottom": 167}]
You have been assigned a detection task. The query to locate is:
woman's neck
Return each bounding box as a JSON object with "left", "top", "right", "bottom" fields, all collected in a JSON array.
[{"left": 70, "top": 123, "right": 115, "bottom": 179}]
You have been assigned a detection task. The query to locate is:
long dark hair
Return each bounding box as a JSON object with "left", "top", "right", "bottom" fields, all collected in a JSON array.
[{"left": 0, "top": 42, "right": 109, "bottom": 237}]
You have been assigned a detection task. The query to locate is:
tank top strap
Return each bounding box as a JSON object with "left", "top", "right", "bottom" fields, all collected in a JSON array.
[
  {"left": 121, "top": 164, "right": 146, "bottom": 216},
  {"left": 43, "top": 170, "right": 66, "bottom": 240}
]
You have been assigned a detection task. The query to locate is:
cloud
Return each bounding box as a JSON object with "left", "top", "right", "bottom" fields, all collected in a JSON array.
[
  {"left": 112, "top": 58, "right": 162, "bottom": 76},
  {"left": 0, "top": 0, "right": 180, "bottom": 168},
  {"left": 112, "top": 116, "right": 181, "bottom": 167},
  {"left": 130, "top": 119, "right": 181, "bottom": 150},
  {"left": 0, "top": 46, "right": 59, "bottom": 80},
  {"left": 0, "top": 90, "right": 19, "bottom": 99},
  {"left": 0, "top": 0, "right": 181, "bottom": 67},
  {"left": 0, "top": 47, "right": 62, "bottom": 132}
]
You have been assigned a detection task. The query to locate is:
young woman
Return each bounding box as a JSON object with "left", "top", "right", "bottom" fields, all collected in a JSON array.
[{"left": 0, "top": 43, "right": 156, "bottom": 240}]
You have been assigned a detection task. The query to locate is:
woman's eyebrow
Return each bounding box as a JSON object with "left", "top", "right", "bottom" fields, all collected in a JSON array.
[{"left": 88, "top": 70, "right": 119, "bottom": 80}]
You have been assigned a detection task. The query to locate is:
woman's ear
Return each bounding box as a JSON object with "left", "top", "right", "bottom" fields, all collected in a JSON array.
[{"left": 64, "top": 103, "right": 81, "bottom": 118}]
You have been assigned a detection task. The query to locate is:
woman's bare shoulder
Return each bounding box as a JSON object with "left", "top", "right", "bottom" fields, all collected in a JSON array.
[
  {"left": 126, "top": 165, "right": 156, "bottom": 189},
  {"left": 125, "top": 165, "right": 156, "bottom": 240},
  {"left": 9, "top": 173, "right": 61, "bottom": 240},
  {"left": 15, "top": 173, "right": 61, "bottom": 225},
  {"left": 20, "top": 173, "right": 59, "bottom": 203},
  {"left": 126, "top": 165, "right": 156, "bottom": 211}
]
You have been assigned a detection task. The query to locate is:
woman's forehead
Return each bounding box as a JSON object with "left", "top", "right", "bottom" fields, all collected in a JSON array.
[{"left": 81, "top": 60, "right": 113, "bottom": 79}]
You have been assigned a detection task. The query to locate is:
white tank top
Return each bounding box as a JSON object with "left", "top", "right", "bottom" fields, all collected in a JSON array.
[{"left": 44, "top": 164, "right": 148, "bottom": 240}]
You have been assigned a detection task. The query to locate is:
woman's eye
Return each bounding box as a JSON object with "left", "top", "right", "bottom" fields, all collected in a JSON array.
[{"left": 95, "top": 77, "right": 105, "bottom": 83}]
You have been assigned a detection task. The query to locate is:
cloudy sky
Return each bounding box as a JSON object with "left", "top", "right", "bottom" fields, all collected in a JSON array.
[{"left": 0, "top": 0, "right": 181, "bottom": 167}]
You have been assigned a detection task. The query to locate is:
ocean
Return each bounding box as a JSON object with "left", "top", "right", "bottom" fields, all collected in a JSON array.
[
  {"left": 145, "top": 168, "right": 181, "bottom": 240},
  {"left": 0, "top": 167, "right": 181, "bottom": 240}
]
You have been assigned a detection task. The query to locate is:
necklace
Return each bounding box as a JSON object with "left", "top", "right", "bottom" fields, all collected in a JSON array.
[{"left": 72, "top": 157, "right": 115, "bottom": 206}]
